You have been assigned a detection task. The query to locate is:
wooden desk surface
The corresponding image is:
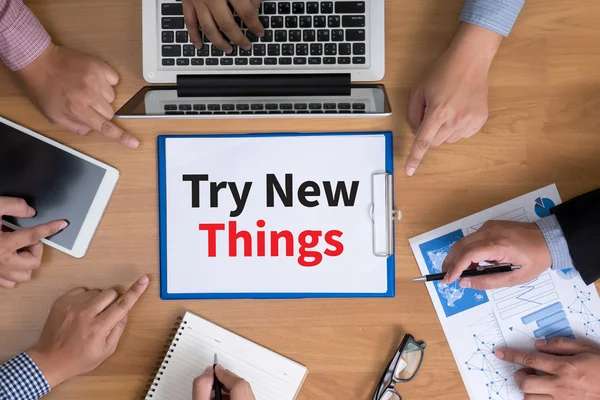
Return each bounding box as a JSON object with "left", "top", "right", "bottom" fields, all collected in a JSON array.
[{"left": 1, "top": 0, "right": 599, "bottom": 399}]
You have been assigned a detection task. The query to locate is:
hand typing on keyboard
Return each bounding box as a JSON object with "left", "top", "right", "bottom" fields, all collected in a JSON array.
[
  {"left": 183, "top": 0, "right": 264, "bottom": 53},
  {"left": 16, "top": 43, "right": 139, "bottom": 148},
  {"left": 405, "top": 24, "right": 503, "bottom": 176}
]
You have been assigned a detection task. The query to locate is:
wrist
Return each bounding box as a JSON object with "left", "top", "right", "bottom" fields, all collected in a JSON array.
[
  {"left": 447, "top": 23, "right": 503, "bottom": 72},
  {"left": 27, "top": 347, "right": 68, "bottom": 388},
  {"left": 15, "top": 42, "right": 57, "bottom": 82}
]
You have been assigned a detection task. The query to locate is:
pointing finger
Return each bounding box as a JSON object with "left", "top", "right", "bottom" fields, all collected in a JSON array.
[
  {"left": 99, "top": 275, "right": 149, "bottom": 329},
  {"left": 8, "top": 220, "right": 68, "bottom": 251},
  {"left": 0, "top": 197, "right": 35, "bottom": 219},
  {"left": 495, "top": 348, "right": 562, "bottom": 374},
  {"left": 77, "top": 107, "right": 139, "bottom": 148},
  {"left": 405, "top": 111, "right": 444, "bottom": 176}
]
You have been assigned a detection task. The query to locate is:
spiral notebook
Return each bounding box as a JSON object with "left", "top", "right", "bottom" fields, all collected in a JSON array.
[{"left": 144, "top": 311, "right": 308, "bottom": 400}]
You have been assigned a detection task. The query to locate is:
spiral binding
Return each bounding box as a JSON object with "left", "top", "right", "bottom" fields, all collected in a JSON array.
[{"left": 142, "top": 315, "right": 188, "bottom": 399}]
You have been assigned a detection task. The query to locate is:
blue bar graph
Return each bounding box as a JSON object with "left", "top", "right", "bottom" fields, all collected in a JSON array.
[
  {"left": 521, "top": 302, "right": 563, "bottom": 325},
  {"left": 521, "top": 301, "right": 576, "bottom": 339},
  {"left": 546, "top": 326, "right": 574, "bottom": 339},
  {"left": 536, "top": 310, "right": 567, "bottom": 328},
  {"left": 534, "top": 318, "right": 570, "bottom": 338}
]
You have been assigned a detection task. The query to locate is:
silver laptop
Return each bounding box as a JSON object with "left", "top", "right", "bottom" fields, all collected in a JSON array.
[{"left": 119, "top": 0, "right": 389, "bottom": 119}]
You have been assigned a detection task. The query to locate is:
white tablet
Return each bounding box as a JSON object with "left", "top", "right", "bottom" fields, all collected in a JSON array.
[{"left": 0, "top": 116, "right": 119, "bottom": 258}]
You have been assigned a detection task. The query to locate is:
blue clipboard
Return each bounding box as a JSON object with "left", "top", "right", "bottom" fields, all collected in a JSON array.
[{"left": 157, "top": 131, "right": 396, "bottom": 300}]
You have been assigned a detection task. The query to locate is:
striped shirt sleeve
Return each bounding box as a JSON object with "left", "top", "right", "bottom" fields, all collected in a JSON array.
[
  {"left": 0, "top": 353, "right": 50, "bottom": 400},
  {"left": 535, "top": 215, "right": 576, "bottom": 272},
  {"left": 460, "top": 0, "right": 526, "bottom": 37},
  {"left": 0, "top": 0, "right": 51, "bottom": 71}
]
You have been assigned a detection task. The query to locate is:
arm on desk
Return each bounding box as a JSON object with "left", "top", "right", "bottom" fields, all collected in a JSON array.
[
  {"left": 0, "top": 0, "right": 137, "bottom": 148},
  {"left": 0, "top": 276, "right": 148, "bottom": 399},
  {"left": 405, "top": 0, "right": 526, "bottom": 176},
  {"left": 0, "top": 353, "right": 50, "bottom": 400}
]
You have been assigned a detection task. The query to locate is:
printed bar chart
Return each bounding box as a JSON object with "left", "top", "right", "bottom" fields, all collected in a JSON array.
[{"left": 521, "top": 302, "right": 575, "bottom": 339}]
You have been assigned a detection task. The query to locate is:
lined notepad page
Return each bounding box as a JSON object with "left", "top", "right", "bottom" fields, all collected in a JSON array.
[{"left": 147, "top": 312, "right": 308, "bottom": 400}]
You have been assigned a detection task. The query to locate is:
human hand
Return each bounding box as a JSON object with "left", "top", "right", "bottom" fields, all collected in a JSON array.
[
  {"left": 496, "top": 337, "right": 600, "bottom": 399},
  {"left": 441, "top": 220, "right": 551, "bottom": 290},
  {"left": 16, "top": 43, "right": 139, "bottom": 148},
  {"left": 27, "top": 275, "right": 149, "bottom": 387},
  {"left": 193, "top": 364, "right": 256, "bottom": 400},
  {"left": 0, "top": 197, "right": 67, "bottom": 289},
  {"left": 183, "top": 0, "right": 264, "bottom": 53},
  {"left": 405, "top": 23, "right": 503, "bottom": 176}
]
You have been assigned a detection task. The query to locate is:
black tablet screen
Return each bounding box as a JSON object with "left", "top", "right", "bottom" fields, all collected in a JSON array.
[{"left": 0, "top": 121, "right": 106, "bottom": 250}]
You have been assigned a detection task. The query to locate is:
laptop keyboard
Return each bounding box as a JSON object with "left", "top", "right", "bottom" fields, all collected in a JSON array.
[
  {"left": 163, "top": 101, "right": 367, "bottom": 115},
  {"left": 160, "top": 1, "right": 368, "bottom": 69}
]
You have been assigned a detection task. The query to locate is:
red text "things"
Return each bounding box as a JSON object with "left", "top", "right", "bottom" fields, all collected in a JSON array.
[{"left": 198, "top": 220, "right": 344, "bottom": 267}]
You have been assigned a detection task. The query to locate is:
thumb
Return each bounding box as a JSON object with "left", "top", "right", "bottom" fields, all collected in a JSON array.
[
  {"left": 535, "top": 337, "right": 597, "bottom": 356},
  {"left": 251, "top": 0, "right": 262, "bottom": 8},
  {"left": 459, "top": 271, "right": 516, "bottom": 291},
  {"left": 193, "top": 367, "right": 214, "bottom": 400}
]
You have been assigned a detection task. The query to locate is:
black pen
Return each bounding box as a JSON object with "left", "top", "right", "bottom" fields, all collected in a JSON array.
[
  {"left": 213, "top": 353, "right": 222, "bottom": 400},
  {"left": 412, "top": 264, "right": 521, "bottom": 282}
]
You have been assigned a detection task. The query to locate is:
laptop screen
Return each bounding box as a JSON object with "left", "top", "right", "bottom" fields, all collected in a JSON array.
[{"left": 116, "top": 85, "right": 390, "bottom": 117}]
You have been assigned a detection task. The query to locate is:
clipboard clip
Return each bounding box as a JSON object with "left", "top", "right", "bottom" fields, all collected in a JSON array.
[{"left": 370, "top": 172, "right": 401, "bottom": 258}]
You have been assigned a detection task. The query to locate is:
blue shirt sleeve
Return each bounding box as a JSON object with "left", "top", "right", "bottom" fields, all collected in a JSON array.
[
  {"left": 460, "top": 0, "right": 526, "bottom": 37},
  {"left": 535, "top": 215, "right": 576, "bottom": 272},
  {"left": 0, "top": 353, "right": 50, "bottom": 400}
]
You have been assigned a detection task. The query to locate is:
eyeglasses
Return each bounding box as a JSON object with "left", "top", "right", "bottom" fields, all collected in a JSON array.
[{"left": 372, "top": 334, "right": 426, "bottom": 400}]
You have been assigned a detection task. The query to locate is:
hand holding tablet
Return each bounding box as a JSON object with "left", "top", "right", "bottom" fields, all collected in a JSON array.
[
  {"left": 0, "top": 197, "right": 68, "bottom": 289},
  {"left": 0, "top": 117, "right": 120, "bottom": 259}
]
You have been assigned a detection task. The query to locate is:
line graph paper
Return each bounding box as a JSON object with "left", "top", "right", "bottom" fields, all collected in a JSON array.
[
  {"left": 492, "top": 272, "right": 559, "bottom": 320},
  {"left": 465, "top": 313, "right": 522, "bottom": 400},
  {"left": 568, "top": 285, "right": 600, "bottom": 339}
]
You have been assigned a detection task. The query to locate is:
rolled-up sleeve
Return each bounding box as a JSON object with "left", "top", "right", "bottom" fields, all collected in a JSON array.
[
  {"left": 0, "top": 0, "right": 51, "bottom": 71},
  {"left": 460, "top": 0, "right": 526, "bottom": 37}
]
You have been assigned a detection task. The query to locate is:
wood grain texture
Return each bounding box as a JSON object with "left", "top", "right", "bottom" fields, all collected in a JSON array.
[{"left": 0, "top": 0, "right": 599, "bottom": 399}]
